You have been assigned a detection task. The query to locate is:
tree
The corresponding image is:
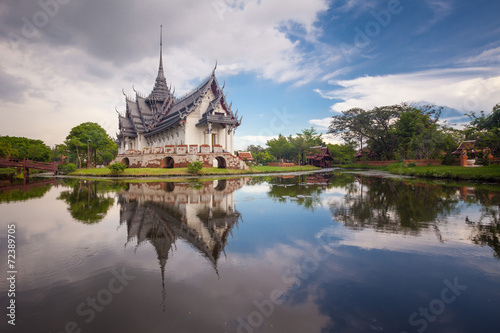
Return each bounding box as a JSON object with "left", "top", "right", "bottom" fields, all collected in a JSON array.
[
  {"left": 328, "top": 143, "right": 357, "bottom": 164},
  {"left": 51, "top": 144, "right": 67, "bottom": 162},
  {"left": 0, "top": 136, "right": 51, "bottom": 161},
  {"left": 64, "top": 123, "right": 117, "bottom": 168},
  {"left": 245, "top": 145, "right": 265, "bottom": 154},
  {"left": 394, "top": 104, "right": 443, "bottom": 159},
  {"left": 265, "top": 128, "right": 324, "bottom": 164},
  {"left": 329, "top": 105, "right": 401, "bottom": 160},
  {"left": 0, "top": 142, "right": 17, "bottom": 158},
  {"left": 266, "top": 134, "right": 293, "bottom": 161},
  {"left": 291, "top": 127, "right": 324, "bottom": 164},
  {"left": 329, "top": 103, "right": 458, "bottom": 161},
  {"left": 465, "top": 103, "right": 500, "bottom": 156}
]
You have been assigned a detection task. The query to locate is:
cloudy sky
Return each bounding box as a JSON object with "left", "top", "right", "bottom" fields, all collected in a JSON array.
[{"left": 1, "top": 0, "right": 499, "bottom": 149}]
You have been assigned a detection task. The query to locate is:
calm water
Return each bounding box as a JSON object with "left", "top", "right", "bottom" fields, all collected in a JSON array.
[{"left": 0, "top": 172, "right": 499, "bottom": 333}]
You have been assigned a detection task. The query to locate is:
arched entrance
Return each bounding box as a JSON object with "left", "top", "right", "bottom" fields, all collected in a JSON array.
[
  {"left": 214, "top": 179, "right": 227, "bottom": 191},
  {"left": 161, "top": 182, "right": 176, "bottom": 192},
  {"left": 121, "top": 158, "right": 130, "bottom": 167},
  {"left": 215, "top": 156, "right": 226, "bottom": 169},
  {"left": 161, "top": 156, "right": 174, "bottom": 168}
]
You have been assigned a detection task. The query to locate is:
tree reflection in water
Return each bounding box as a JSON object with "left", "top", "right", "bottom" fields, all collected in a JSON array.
[
  {"left": 329, "top": 176, "right": 461, "bottom": 237},
  {"left": 264, "top": 172, "right": 500, "bottom": 259},
  {"left": 463, "top": 187, "right": 500, "bottom": 258},
  {"left": 265, "top": 173, "right": 338, "bottom": 210},
  {"left": 58, "top": 180, "right": 120, "bottom": 224}
]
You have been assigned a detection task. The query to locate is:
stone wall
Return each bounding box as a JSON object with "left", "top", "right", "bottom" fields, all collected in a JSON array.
[
  {"left": 403, "top": 159, "right": 442, "bottom": 166},
  {"left": 115, "top": 147, "right": 249, "bottom": 170},
  {"left": 355, "top": 160, "right": 396, "bottom": 166}
]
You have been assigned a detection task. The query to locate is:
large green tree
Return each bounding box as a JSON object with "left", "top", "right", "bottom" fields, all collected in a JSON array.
[
  {"left": 329, "top": 105, "right": 401, "bottom": 160},
  {"left": 64, "top": 123, "right": 117, "bottom": 168},
  {"left": 329, "top": 103, "right": 459, "bottom": 161},
  {"left": 266, "top": 134, "right": 293, "bottom": 161},
  {"left": 393, "top": 104, "right": 449, "bottom": 159}
]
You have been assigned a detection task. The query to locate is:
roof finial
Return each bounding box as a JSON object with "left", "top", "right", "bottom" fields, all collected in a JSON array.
[
  {"left": 212, "top": 60, "right": 217, "bottom": 75},
  {"left": 159, "top": 25, "right": 164, "bottom": 75}
]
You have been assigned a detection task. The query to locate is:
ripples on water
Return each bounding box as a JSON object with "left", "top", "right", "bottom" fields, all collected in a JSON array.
[{"left": 0, "top": 173, "right": 499, "bottom": 333}]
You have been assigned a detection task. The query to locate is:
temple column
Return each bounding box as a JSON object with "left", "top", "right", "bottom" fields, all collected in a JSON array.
[
  {"left": 225, "top": 127, "right": 228, "bottom": 152},
  {"left": 205, "top": 123, "right": 212, "bottom": 147},
  {"left": 228, "top": 129, "right": 234, "bottom": 154}
]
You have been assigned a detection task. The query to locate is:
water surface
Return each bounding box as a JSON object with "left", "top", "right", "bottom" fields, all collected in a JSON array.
[{"left": 0, "top": 173, "right": 499, "bottom": 332}]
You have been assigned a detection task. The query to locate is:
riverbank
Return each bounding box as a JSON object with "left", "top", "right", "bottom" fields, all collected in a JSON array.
[
  {"left": 68, "top": 165, "right": 321, "bottom": 178},
  {"left": 342, "top": 163, "right": 500, "bottom": 181}
]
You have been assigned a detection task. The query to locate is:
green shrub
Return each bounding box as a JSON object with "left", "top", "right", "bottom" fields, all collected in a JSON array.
[
  {"left": 187, "top": 161, "right": 203, "bottom": 174},
  {"left": 475, "top": 151, "right": 490, "bottom": 166},
  {"left": 61, "top": 163, "right": 77, "bottom": 173},
  {"left": 406, "top": 162, "right": 417, "bottom": 168},
  {"left": 109, "top": 162, "right": 127, "bottom": 174},
  {"left": 441, "top": 153, "right": 457, "bottom": 166}
]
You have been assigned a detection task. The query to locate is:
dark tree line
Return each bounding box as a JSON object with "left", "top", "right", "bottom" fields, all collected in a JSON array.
[
  {"left": 245, "top": 127, "right": 356, "bottom": 165},
  {"left": 0, "top": 136, "right": 52, "bottom": 161},
  {"left": 465, "top": 103, "right": 500, "bottom": 156},
  {"left": 1, "top": 122, "right": 118, "bottom": 168},
  {"left": 328, "top": 103, "right": 466, "bottom": 161}
]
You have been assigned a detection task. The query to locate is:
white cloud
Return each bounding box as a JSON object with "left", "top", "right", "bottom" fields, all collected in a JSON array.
[
  {"left": 309, "top": 117, "right": 331, "bottom": 130},
  {"left": 461, "top": 46, "right": 500, "bottom": 65},
  {"left": 0, "top": 0, "right": 330, "bottom": 146},
  {"left": 316, "top": 67, "right": 500, "bottom": 114}
]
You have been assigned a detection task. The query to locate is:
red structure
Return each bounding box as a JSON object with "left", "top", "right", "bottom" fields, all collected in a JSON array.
[
  {"left": 306, "top": 146, "right": 334, "bottom": 168},
  {"left": 0, "top": 158, "right": 60, "bottom": 179},
  {"left": 237, "top": 151, "right": 254, "bottom": 162},
  {"left": 355, "top": 148, "right": 375, "bottom": 161},
  {"left": 451, "top": 140, "right": 477, "bottom": 158}
]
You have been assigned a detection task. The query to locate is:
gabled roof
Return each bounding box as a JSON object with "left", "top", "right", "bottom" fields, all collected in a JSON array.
[
  {"left": 116, "top": 29, "right": 242, "bottom": 140},
  {"left": 355, "top": 148, "right": 372, "bottom": 158},
  {"left": 306, "top": 146, "right": 333, "bottom": 160},
  {"left": 452, "top": 140, "right": 477, "bottom": 155},
  {"left": 237, "top": 152, "right": 254, "bottom": 161},
  {"left": 117, "top": 55, "right": 241, "bottom": 139}
]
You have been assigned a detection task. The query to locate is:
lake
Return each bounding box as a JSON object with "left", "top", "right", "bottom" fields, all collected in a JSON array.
[{"left": 0, "top": 172, "right": 499, "bottom": 333}]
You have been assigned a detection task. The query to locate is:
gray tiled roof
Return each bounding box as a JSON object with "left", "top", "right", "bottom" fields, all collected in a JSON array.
[{"left": 117, "top": 59, "right": 240, "bottom": 139}]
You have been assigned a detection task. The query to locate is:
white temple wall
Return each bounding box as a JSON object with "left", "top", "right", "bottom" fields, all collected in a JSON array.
[
  {"left": 185, "top": 113, "right": 206, "bottom": 147},
  {"left": 137, "top": 134, "right": 145, "bottom": 150}
]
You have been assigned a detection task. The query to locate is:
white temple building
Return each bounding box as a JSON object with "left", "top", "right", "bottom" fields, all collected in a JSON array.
[{"left": 114, "top": 27, "right": 246, "bottom": 169}]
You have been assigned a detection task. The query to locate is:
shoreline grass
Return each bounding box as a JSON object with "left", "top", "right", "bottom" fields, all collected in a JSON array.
[
  {"left": 69, "top": 165, "right": 320, "bottom": 177},
  {"left": 340, "top": 163, "right": 500, "bottom": 181}
]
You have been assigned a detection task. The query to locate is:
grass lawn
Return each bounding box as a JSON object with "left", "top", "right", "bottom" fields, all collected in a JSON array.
[
  {"left": 249, "top": 165, "right": 319, "bottom": 172},
  {"left": 341, "top": 163, "right": 500, "bottom": 181},
  {"left": 69, "top": 165, "right": 320, "bottom": 177},
  {"left": 386, "top": 164, "right": 500, "bottom": 181}
]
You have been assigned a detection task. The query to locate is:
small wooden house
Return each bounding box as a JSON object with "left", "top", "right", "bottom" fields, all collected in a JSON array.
[
  {"left": 452, "top": 141, "right": 477, "bottom": 158},
  {"left": 306, "top": 146, "right": 334, "bottom": 168},
  {"left": 355, "top": 148, "right": 375, "bottom": 161}
]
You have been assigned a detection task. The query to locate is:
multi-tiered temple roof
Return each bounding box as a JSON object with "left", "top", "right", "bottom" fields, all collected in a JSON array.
[{"left": 116, "top": 27, "right": 241, "bottom": 141}]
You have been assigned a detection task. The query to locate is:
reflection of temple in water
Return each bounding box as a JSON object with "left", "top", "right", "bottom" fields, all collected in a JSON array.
[
  {"left": 118, "top": 178, "right": 248, "bottom": 287},
  {"left": 305, "top": 173, "right": 333, "bottom": 186}
]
